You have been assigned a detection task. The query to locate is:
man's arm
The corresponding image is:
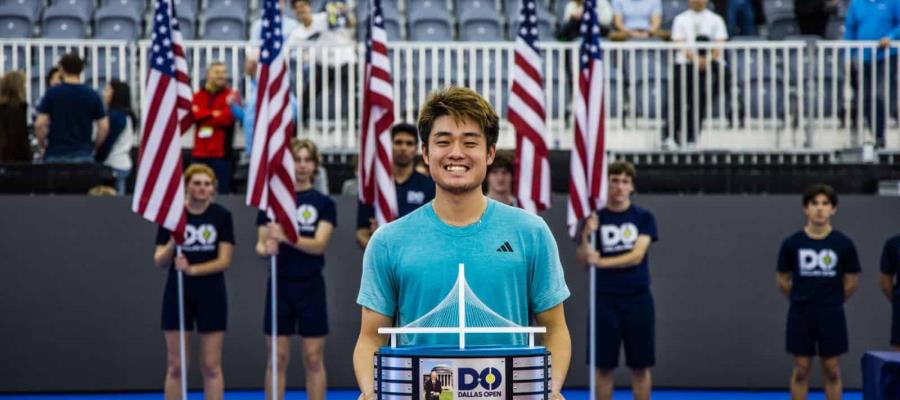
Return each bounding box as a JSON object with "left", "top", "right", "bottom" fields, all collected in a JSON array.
[
  {"left": 269, "top": 221, "right": 335, "bottom": 255},
  {"left": 353, "top": 307, "right": 393, "bottom": 400},
  {"left": 843, "top": 273, "right": 860, "bottom": 301},
  {"left": 356, "top": 227, "right": 373, "bottom": 249},
  {"left": 776, "top": 272, "right": 792, "bottom": 297},
  {"left": 880, "top": 273, "right": 895, "bottom": 301},
  {"left": 593, "top": 235, "right": 652, "bottom": 269},
  {"left": 534, "top": 304, "right": 570, "bottom": 400},
  {"left": 94, "top": 117, "right": 109, "bottom": 152},
  {"left": 185, "top": 243, "right": 234, "bottom": 276},
  {"left": 34, "top": 113, "right": 50, "bottom": 149}
]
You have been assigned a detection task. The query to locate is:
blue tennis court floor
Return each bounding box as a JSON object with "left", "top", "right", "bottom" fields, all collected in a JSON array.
[{"left": 0, "top": 389, "right": 863, "bottom": 400}]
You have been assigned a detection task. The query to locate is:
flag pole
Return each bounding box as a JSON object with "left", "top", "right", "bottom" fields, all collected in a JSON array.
[
  {"left": 176, "top": 246, "right": 188, "bottom": 400},
  {"left": 270, "top": 254, "right": 278, "bottom": 399},
  {"left": 588, "top": 231, "right": 597, "bottom": 400}
]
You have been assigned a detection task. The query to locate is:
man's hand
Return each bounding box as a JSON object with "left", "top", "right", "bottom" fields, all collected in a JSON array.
[
  {"left": 632, "top": 30, "right": 650, "bottom": 38},
  {"left": 585, "top": 212, "right": 599, "bottom": 233},
  {"left": 368, "top": 218, "right": 379, "bottom": 233},
  {"left": 357, "top": 392, "right": 375, "bottom": 400},
  {"left": 174, "top": 254, "right": 190, "bottom": 273},
  {"left": 880, "top": 37, "right": 892, "bottom": 48},
  {"left": 551, "top": 391, "right": 566, "bottom": 400}
]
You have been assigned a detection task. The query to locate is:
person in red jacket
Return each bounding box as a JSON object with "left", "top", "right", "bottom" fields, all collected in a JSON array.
[{"left": 192, "top": 61, "right": 236, "bottom": 193}]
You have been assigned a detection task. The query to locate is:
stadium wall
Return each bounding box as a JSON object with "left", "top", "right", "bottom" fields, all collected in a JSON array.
[{"left": 0, "top": 194, "right": 897, "bottom": 392}]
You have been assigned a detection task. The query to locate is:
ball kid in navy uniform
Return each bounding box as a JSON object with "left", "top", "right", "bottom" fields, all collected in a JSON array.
[
  {"left": 153, "top": 164, "right": 235, "bottom": 400},
  {"left": 257, "top": 138, "right": 336, "bottom": 400},
  {"left": 355, "top": 123, "right": 435, "bottom": 249},
  {"left": 879, "top": 233, "right": 900, "bottom": 350},
  {"left": 575, "top": 160, "right": 658, "bottom": 400},
  {"left": 776, "top": 184, "right": 861, "bottom": 400}
]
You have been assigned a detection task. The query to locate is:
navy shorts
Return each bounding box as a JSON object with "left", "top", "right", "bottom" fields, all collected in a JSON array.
[
  {"left": 264, "top": 274, "right": 329, "bottom": 337},
  {"left": 786, "top": 302, "right": 848, "bottom": 357},
  {"left": 892, "top": 297, "right": 900, "bottom": 346},
  {"left": 590, "top": 291, "right": 655, "bottom": 369},
  {"left": 161, "top": 274, "right": 228, "bottom": 333}
]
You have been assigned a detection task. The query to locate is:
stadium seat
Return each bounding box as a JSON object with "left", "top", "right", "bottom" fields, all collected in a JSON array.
[
  {"left": 173, "top": 0, "right": 198, "bottom": 18},
  {"left": 409, "top": 6, "right": 454, "bottom": 41},
  {"left": 458, "top": 6, "right": 502, "bottom": 41},
  {"left": 507, "top": 2, "right": 556, "bottom": 41},
  {"left": 176, "top": 14, "right": 197, "bottom": 39},
  {"left": 92, "top": 50, "right": 130, "bottom": 82},
  {"left": 41, "top": 6, "right": 91, "bottom": 39},
  {"left": 100, "top": 0, "right": 145, "bottom": 15},
  {"left": 662, "top": 0, "right": 685, "bottom": 29},
  {"left": 0, "top": 0, "right": 41, "bottom": 16},
  {"left": 206, "top": 0, "right": 249, "bottom": 12},
  {"left": 767, "top": 16, "right": 800, "bottom": 40},
  {"left": 763, "top": 0, "right": 793, "bottom": 21},
  {"left": 94, "top": 6, "right": 142, "bottom": 40},
  {"left": 203, "top": 5, "right": 247, "bottom": 40},
  {"left": 0, "top": 4, "right": 34, "bottom": 38},
  {"left": 408, "top": 0, "right": 449, "bottom": 18},
  {"left": 49, "top": 0, "right": 94, "bottom": 18},
  {"left": 745, "top": 77, "right": 785, "bottom": 119}
]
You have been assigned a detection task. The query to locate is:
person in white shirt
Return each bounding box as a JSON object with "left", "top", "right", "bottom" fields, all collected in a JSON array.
[
  {"left": 287, "top": 0, "right": 356, "bottom": 124},
  {"left": 667, "top": 0, "right": 727, "bottom": 147},
  {"left": 98, "top": 80, "right": 135, "bottom": 194}
]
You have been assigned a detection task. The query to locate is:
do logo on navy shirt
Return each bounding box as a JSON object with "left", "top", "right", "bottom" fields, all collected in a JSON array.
[
  {"left": 601, "top": 223, "right": 639, "bottom": 252},
  {"left": 407, "top": 190, "right": 426, "bottom": 205},
  {"left": 297, "top": 204, "right": 319, "bottom": 233},
  {"left": 183, "top": 224, "right": 218, "bottom": 251},
  {"left": 799, "top": 249, "right": 838, "bottom": 277}
]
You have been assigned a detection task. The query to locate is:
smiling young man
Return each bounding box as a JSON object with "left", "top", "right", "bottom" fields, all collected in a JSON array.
[
  {"left": 776, "top": 184, "right": 861, "bottom": 400},
  {"left": 353, "top": 86, "right": 572, "bottom": 400},
  {"left": 575, "top": 161, "right": 658, "bottom": 400}
]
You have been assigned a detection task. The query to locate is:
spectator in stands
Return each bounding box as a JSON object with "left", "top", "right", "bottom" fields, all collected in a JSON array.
[
  {"left": 46, "top": 66, "right": 62, "bottom": 87},
  {"left": 35, "top": 53, "right": 108, "bottom": 163},
  {"left": 609, "top": 0, "right": 665, "bottom": 41},
  {"left": 795, "top": 0, "right": 838, "bottom": 36},
  {"left": 288, "top": 0, "right": 356, "bottom": 122},
  {"left": 844, "top": 0, "right": 900, "bottom": 148},
  {"left": 667, "top": 0, "right": 728, "bottom": 147},
  {"left": 192, "top": 61, "right": 236, "bottom": 193},
  {"left": 355, "top": 122, "right": 434, "bottom": 249},
  {"left": 0, "top": 70, "right": 30, "bottom": 162},
  {"left": 726, "top": 0, "right": 757, "bottom": 36},
  {"left": 558, "top": 0, "right": 614, "bottom": 40},
  {"left": 485, "top": 150, "right": 516, "bottom": 207},
  {"left": 249, "top": 0, "right": 301, "bottom": 44},
  {"left": 95, "top": 80, "right": 136, "bottom": 195}
]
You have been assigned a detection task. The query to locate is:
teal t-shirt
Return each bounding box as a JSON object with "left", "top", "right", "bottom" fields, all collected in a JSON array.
[{"left": 357, "top": 199, "right": 570, "bottom": 346}]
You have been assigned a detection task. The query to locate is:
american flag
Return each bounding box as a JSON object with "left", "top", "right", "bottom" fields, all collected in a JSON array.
[
  {"left": 566, "top": 0, "right": 607, "bottom": 237},
  {"left": 131, "top": 0, "right": 193, "bottom": 240},
  {"left": 358, "top": 0, "right": 398, "bottom": 225},
  {"left": 508, "top": 0, "right": 550, "bottom": 213},
  {"left": 246, "top": 0, "right": 299, "bottom": 243}
]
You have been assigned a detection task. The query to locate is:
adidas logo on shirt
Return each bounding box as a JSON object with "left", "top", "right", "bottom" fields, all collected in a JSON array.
[{"left": 497, "top": 241, "right": 514, "bottom": 253}]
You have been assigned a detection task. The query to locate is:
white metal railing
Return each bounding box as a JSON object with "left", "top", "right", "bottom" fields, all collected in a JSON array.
[{"left": 3, "top": 39, "right": 899, "bottom": 152}]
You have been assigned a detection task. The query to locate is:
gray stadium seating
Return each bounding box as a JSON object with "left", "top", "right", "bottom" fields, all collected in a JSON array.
[
  {"left": 101, "top": 0, "right": 145, "bottom": 15},
  {"left": 409, "top": 5, "right": 454, "bottom": 41},
  {"left": 206, "top": 0, "right": 249, "bottom": 11},
  {"left": 203, "top": 4, "right": 247, "bottom": 40},
  {"left": 50, "top": 0, "right": 94, "bottom": 19},
  {"left": 458, "top": 6, "right": 502, "bottom": 41},
  {"left": 0, "top": 0, "right": 41, "bottom": 16},
  {"left": 42, "top": 6, "right": 91, "bottom": 38},
  {"left": 94, "top": 6, "right": 142, "bottom": 40},
  {"left": 0, "top": 4, "right": 34, "bottom": 38},
  {"left": 768, "top": 16, "right": 800, "bottom": 40}
]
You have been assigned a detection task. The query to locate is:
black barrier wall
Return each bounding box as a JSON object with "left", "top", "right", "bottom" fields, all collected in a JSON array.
[{"left": 0, "top": 195, "right": 897, "bottom": 392}]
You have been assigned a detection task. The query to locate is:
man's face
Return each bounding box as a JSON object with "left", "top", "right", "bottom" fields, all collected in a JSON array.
[
  {"left": 292, "top": 147, "right": 316, "bottom": 183},
  {"left": 187, "top": 173, "right": 215, "bottom": 201},
  {"left": 294, "top": 1, "right": 312, "bottom": 25},
  {"left": 689, "top": 0, "right": 706, "bottom": 11},
  {"left": 206, "top": 65, "right": 228, "bottom": 90},
  {"left": 430, "top": 372, "right": 438, "bottom": 381},
  {"left": 487, "top": 167, "right": 512, "bottom": 194},
  {"left": 803, "top": 194, "right": 836, "bottom": 226},
  {"left": 607, "top": 173, "right": 634, "bottom": 204},
  {"left": 392, "top": 131, "right": 417, "bottom": 168},
  {"left": 423, "top": 116, "right": 495, "bottom": 196},
  {"left": 49, "top": 70, "right": 62, "bottom": 86}
]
